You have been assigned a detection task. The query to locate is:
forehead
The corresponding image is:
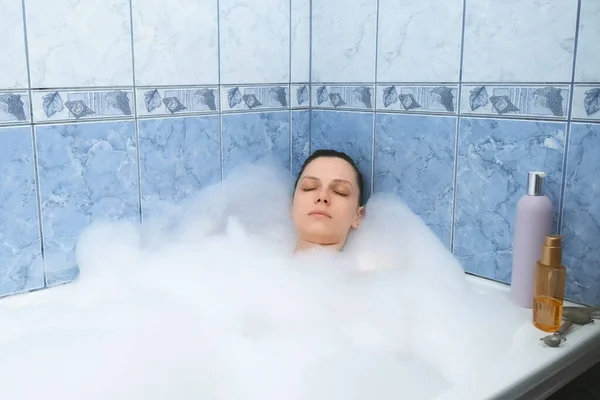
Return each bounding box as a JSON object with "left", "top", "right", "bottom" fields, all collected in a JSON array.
[{"left": 301, "top": 157, "right": 357, "bottom": 183}]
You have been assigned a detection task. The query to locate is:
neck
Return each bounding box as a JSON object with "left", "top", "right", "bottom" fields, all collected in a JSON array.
[{"left": 294, "top": 239, "right": 344, "bottom": 253}]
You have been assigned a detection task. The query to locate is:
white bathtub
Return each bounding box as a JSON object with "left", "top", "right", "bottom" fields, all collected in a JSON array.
[
  {"left": 0, "top": 274, "right": 598, "bottom": 400},
  {"left": 440, "top": 275, "right": 600, "bottom": 400}
]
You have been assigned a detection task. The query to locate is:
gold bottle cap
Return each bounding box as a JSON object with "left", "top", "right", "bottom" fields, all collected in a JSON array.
[
  {"left": 541, "top": 235, "right": 563, "bottom": 266},
  {"left": 545, "top": 235, "right": 563, "bottom": 247}
]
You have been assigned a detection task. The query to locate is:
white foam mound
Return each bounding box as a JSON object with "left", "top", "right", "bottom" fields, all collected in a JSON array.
[{"left": 0, "top": 161, "right": 522, "bottom": 400}]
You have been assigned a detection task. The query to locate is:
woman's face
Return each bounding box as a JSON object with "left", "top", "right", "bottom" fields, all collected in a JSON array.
[{"left": 291, "top": 156, "right": 364, "bottom": 251}]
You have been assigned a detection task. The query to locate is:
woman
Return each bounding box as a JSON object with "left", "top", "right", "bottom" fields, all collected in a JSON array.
[{"left": 291, "top": 149, "right": 365, "bottom": 253}]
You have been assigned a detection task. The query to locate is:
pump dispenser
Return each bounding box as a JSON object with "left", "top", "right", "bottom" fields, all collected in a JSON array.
[{"left": 533, "top": 235, "right": 567, "bottom": 332}]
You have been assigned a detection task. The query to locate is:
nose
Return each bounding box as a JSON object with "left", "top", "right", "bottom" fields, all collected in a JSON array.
[{"left": 315, "top": 189, "right": 329, "bottom": 204}]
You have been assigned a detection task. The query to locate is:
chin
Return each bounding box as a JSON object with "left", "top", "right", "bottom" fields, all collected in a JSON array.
[{"left": 305, "top": 230, "right": 340, "bottom": 245}]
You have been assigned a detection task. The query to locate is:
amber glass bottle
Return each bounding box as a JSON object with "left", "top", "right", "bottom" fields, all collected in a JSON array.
[{"left": 533, "top": 235, "right": 567, "bottom": 332}]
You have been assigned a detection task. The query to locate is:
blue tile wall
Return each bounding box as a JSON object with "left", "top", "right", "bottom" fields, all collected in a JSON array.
[
  {"left": 462, "top": 1, "right": 578, "bottom": 83},
  {"left": 0, "top": 127, "right": 43, "bottom": 296},
  {"left": 562, "top": 123, "right": 600, "bottom": 306},
  {"left": 138, "top": 116, "right": 221, "bottom": 220},
  {"left": 221, "top": 112, "right": 290, "bottom": 178},
  {"left": 374, "top": 114, "right": 456, "bottom": 248},
  {"left": 0, "top": 0, "right": 599, "bottom": 305},
  {"left": 292, "top": 110, "right": 310, "bottom": 175},
  {"left": 35, "top": 121, "right": 140, "bottom": 285},
  {"left": 453, "top": 118, "right": 566, "bottom": 282}
]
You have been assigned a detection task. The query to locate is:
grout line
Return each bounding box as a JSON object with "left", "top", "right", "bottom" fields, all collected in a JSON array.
[
  {"left": 12, "top": 117, "right": 136, "bottom": 126},
  {"left": 309, "top": 109, "right": 374, "bottom": 115},
  {"left": 207, "top": 82, "right": 292, "bottom": 87},
  {"left": 290, "top": 85, "right": 294, "bottom": 173},
  {"left": 20, "top": 0, "right": 47, "bottom": 287},
  {"left": 217, "top": 0, "right": 224, "bottom": 181},
  {"left": 5, "top": 108, "right": 594, "bottom": 128},
  {"left": 453, "top": 81, "right": 575, "bottom": 86},
  {"left": 371, "top": 0, "right": 380, "bottom": 196},
  {"left": 310, "top": 81, "right": 582, "bottom": 86},
  {"left": 558, "top": 0, "right": 583, "bottom": 234},
  {"left": 4, "top": 80, "right": 597, "bottom": 96},
  {"left": 308, "top": 0, "right": 313, "bottom": 155},
  {"left": 0, "top": 122, "right": 31, "bottom": 128},
  {"left": 450, "top": 0, "right": 468, "bottom": 253},
  {"left": 448, "top": 114, "right": 571, "bottom": 123},
  {"left": 373, "top": 111, "right": 458, "bottom": 119},
  {"left": 4, "top": 81, "right": 597, "bottom": 95},
  {"left": 3, "top": 108, "right": 594, "bottom": 129},
  {"left": 128, "top": 0, "right": 143, "bottom": 227},
  {"left": 289, "top": 0, "right": 293, "bottom": 173}
]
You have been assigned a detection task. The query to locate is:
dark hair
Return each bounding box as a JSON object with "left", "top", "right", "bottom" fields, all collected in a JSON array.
[{"left": 294, "top": 149, "right": 365, "bottom": 206}]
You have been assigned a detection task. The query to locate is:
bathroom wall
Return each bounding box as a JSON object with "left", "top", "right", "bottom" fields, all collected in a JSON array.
[
  {"left": 0, "top": 0, "right": 311, "bottom": 296},
  {"left": 309, "top": 0, "right": 600, "bottom": 306},
  {"left": 1, "top": 0, "right": 599, "bottom": 307}
]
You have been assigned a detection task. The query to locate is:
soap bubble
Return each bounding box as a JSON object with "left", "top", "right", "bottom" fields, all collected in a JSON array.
[{"left": 0, "top": 161, "right": 522, "bottom": 399}]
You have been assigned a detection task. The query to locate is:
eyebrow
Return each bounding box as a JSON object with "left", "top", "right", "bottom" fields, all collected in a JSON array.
[{"left": 301, "top": 176, "right": 354, "bottom": 187}]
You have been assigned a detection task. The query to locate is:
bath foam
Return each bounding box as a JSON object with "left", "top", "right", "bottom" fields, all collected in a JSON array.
[{"left": 0, "top": 162, "right": 521, "bottom": 400}]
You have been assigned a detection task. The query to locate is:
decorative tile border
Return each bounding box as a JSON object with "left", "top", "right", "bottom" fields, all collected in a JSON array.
[
  {"left": 291, "top": 84, "right": 310, "bottom": 109},
  {"left": 31, "top": 89, "right": 134, "bottom": 123},
  {"left": 136, "top": 86, "right": 218, "bottom": 117},
  {"left": 460, "top": 85, "right": 570, "bottom": 119},
  {"left": 571, "top": 85, "right": 600, "bottom": 121},
  {"left": 376, "top": 85, "right": 458, "bottom": 114},
  {"left": 220, "top": 85, "right": 289, "bottom": 112},
  {"left": 0, "top": 91, "right": 31, "bottom": 125},
  {"left": 312, "top": 84, "right": 374, "bottom": 110},
  {"left": 4, "top": 83, "right": 596, "bottom": 124}
]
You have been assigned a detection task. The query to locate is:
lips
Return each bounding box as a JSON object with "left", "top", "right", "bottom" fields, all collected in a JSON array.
[{"left": 309, "top": 210, "right": 332, "bottom": 218}]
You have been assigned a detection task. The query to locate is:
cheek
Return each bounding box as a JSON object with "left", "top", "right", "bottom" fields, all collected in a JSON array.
[
  {"left": 291, "top": 196, "right": 306, "bottom": 217},
  {"left": 331, "top": 204, "right": 355, "bottom": 222},
  {"left": 343, "top": 205, "right": 359, "bottom": 221}
]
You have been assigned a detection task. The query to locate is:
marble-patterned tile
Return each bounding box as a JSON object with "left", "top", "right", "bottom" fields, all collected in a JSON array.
[
  {"left": 25, "top": 0, "right": 133, "bottom": 87},
  {"left": 462, "top": 0, "right": 578, "bottom": 82},
  {"left": 136, "top": 87, "right": 219, "bottom": 117},
  {"left": 221, "top": 112, "right": 290, "bottom": 178},
  {"left": 220, "top": 85, "right": 289, "bottom": 112},
  {"left": 219, "top": 0, "right": 289, "bottom": 84},
  {"left": 310, "top": 110, "right": 374, "bottom": 198},
  {"left": 292, "top": 110, "right": 310, "bottom": 176},
  {"left": 571, "top": 85, "right": 600, "bottom": 121},
  {"left": 377, "top": 0, "right": 463, "bottom": 83},
  {"left": 0, "top": 126, "right": 44, "bottom": 297},
  {"left": 32, "top": 89, "right": 135, "bottom": 123},
  {"left": 461, "top": 85, "right": 570, "bottom": 119},
  {"left": 0, "top": 91, "right": 31, "bottom": 125},
  {"left": 376, "top": 84, "right": 458, "bottom": 114},
  {"left": 312, "top": 85, "right": 375, "bottom": 110},
  {"left": 374, "top": 114, "right": 456, "bottom": 247},
  {"left": 131, "top": 0, "right": 218, "bottom": 86},
  {"left": 291, "top": 0, "right": 310, "bottom": 82},
  {"left": 139, "top": 116, "right": 221, "bottom": 220},
  {"left": 561, "top": 123, "right": 600, "bottom": 306},
  {"left": 36, "top": 121, "right": 139, "bottom": 285},
  {"left": 312, "top": 0, "right": 377, "bottom": 83},
  {"left": 291, "top": 84, "right": 310, "bottom": 109},
  {"left": 574, "top": 0, "right": 600, "bottom": 82},
  {"left": 0, "top": 0, "right": 28, "bottom": 89},
  {"left": 454, "top": 118, "right": 566, "bottom": 282}
]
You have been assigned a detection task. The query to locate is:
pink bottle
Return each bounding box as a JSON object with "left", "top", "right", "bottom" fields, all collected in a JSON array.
[{"left": 510, "top": 171, "right": 553, "bottom": 308}]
